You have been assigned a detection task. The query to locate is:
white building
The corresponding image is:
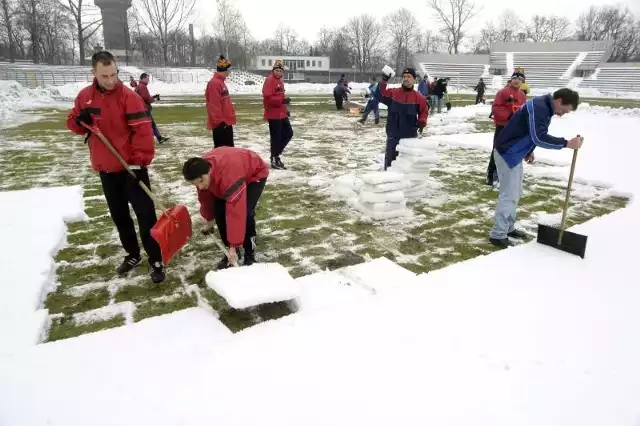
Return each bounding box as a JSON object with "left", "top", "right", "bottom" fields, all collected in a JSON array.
[{"left": 252, "top": 55, "right": 331, "bottom": 81}]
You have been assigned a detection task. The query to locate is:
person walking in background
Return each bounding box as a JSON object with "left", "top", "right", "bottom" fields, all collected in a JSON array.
[
  {"left": 474, "top": 78, "right": 486, "bottom": 104},
  {"left": 489, "top": 89, "right": 583, "bottom": 248},
  {"left": 432, "top": 77, "right": 448, "bottom": 113},
  {"left": 333, "top": 81, "right": 349, "bottom": 110},
  {"left": 206, "top": 55, "right": 236, "bottom": 148},
  {"left": 486, "top": 69, "right": 527, "bottom": 186},
  {"left": 358, "top": 75, "right": 380, "bottom": 125},
  {"left": 66, "top": 51, "right": 165, "bottom": 284},
  {"left": 135, "top": 73, "right": 169, "bottom": 144},
  {"left": 183, "top": 147, "right": 269, "bottom": 269},
  {"left": 418, "top": 74, "right": 429, "bottom": 98},
  {"left": 262, "top": 59, "right": 293, "bottom": 170},
  {"left": 428, "top": 76, "right": 438, "bottom": 113},
  {"left": 129, "top": 75, "right": 137, "bottom": 88},
  {"left": 377, "top": 67, "right": 428, "bottom": 170}
]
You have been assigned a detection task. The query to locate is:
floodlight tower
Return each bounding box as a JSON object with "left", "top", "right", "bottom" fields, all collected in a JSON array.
[{"left": 94, "top": 0, "right": 132, "bottom": 57}]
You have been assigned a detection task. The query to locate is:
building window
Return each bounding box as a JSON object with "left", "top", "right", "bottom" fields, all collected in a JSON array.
[
  {"left": 299, "top": 60, "right": 304, "bottom": 67},
  {"left": 261, "top": 59, "right": 266, "bottom": 66},
  {"left": 306, "top": 60, "right": 310, "bottom": 66},
  {"left": 312, "top": 60, "right": 316, "bottom": 67},
  {"left": 269, "top": 59, "right": 273, "bottom": 66},
  {"left": 318, "top": 60, "right": 322, "bottom": 67}
]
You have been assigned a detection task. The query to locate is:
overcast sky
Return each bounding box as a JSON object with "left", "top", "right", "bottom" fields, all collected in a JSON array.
[{"left": 192, "top": 0, "right": 639, "bottom": 44}]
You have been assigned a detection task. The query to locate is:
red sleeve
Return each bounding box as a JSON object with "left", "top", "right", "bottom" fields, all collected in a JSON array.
[
  {"left": 197, "top": 189, "right": 215, "bottom": 221},
  {"left": 137, "top": 84, "right": 154, "bottom": 104},
  {"left": 219, "top": 156, "right": 248, "bottom": 247},
  {"left": 492, "top": 89, "right": 512, "bottom": 124},
  {"left": 66, "top": 93, "right": 89, "bottom": 135},
  {"left": 206, "top": 80, "right": 224, "bottom": 128},
  {"left": 262, "top": 77, "right": 284, "bottom": 107},
  {"left": 378, "top": 80, "right": 392, "bottom": 99},
  {"left": 417, "top": 94, "right": 428, "bottom": 127},
  {"left": 124, "top": 92, "right": 155, "bottom": 166}
]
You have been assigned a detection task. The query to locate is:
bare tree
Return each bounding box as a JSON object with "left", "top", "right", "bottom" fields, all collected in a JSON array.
[
  {"left": 57, "top": 0, "right": 102, "bottom": 65},
  {"left": 546, "top": 16, "right": 571, "bottom": 41},
  {"left": 135, "top": 0, "right": 195, "bottom": 65},
  {"left": 385, "top": 8, "right": 419, "bottom": 72},
  {"left": 427, "top": 0, "right": 478, "bottom": 54},
  {"left": 316, "top": 27, "right": 334, "bottom": 55},
  {"left": 214, "top": 0, "right": 241, "bottom": 58},
  {"left": 473, "top": 21, "right": 499, "bottom": 53},
  {"left": 18, "top": 0, "right": 43, "bottom": 63},
  {"left": 344, "top": 14, "right": 383, "bottom": 72},
  {"left": 415, "top": 30, "right": 443, "bottom": 54},
  {"left": 577, "top": 5, "right": 639, "bottom": 61},
  {"left": 0, "top": 0, "right": 16, "bottom": 61},
  {"left": 497, "top": 9, "right": 521, "bottom": 42}
]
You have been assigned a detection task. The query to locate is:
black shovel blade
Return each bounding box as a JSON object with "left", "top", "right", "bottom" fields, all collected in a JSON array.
[{"left": 536, "top": 224, "right": 588, "bottom": 259}]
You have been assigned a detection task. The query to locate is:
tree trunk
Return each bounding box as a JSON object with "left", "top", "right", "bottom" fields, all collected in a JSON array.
[
  {"left": 1, "top": 0, "right": 15, "bottom": 62},
  {"left": 78, "top": 26, "right": 85, "bottom": 66}
]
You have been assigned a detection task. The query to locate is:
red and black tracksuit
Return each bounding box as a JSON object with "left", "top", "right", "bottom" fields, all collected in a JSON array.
[
  {"left": 66, "top": 79, "right": 162, "bottom": 263},
  {"left": 487, "top": 86, "right": 527, "bottom": 184},
  {"left": 196, "top": 147, "right": 269, "bottom": 254},
  {"left": 262, "top": 72, "right": 293, "bottom": 158},
  {"left": 377, "top": 80, "right": 428, "bottom": 169},
  {"left": 205, "top": 73, "right": 237, "bottom": 148}
]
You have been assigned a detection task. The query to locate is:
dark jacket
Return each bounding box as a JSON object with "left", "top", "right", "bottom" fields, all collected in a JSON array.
[
  {"left": 376, "top": 80, "right": 428, "bottom": 139},
  {"left": 495, "top": 94, "right": 567, "bottom": 168},
  {"left": 475, "top": 81, "right": 486, "bottom": 94},
  {"left": 433, "top": 78, "right": 448, "bottom": 97},
  {"left": 417, "top": 79, "right": 428, "bottom": 96},
  {"left": 66, "top": 80, "right": 154, "bottom": 172}
]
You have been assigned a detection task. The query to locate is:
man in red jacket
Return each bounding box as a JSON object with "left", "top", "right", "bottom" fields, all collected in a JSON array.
[
  {"left": 66, "top": 51, "right": 165, "bottom": 283},
  {"left": 182, "top": 147, "right": 269, "bottom": 268},
  {"left": 262, "top": 59, "right": 293, "bottom": 169},
  {"left": 486, "top": 69, "right": 527, "bottom": 186},
  {"left": 206, "top": 55, "right": 236, "bottom": 148},
  {"left": 135, "top": 72, "right": 168, "bottom": 144}
]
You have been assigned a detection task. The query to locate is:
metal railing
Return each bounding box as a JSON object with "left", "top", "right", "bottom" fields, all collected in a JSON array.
[{"left": 0, "top": 68, "right": 135, "bottom": 88}]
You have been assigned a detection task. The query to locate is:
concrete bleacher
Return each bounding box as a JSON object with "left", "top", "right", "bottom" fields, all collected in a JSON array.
[
  {"left": 0, "top": 63, "right": 135, "bottom": 88},
  {"left": 414, "top": 53, "right": 489, "bottom": 86},
  {"left": 143, "top": 67, "right": 212, "bottom": 83},
  {"left": 490, "top": 52, "right": 507, "bottom": 74},
  {"left": 228, "top": 70, "right": 266, "bottom": 86},
  {"left": 511, "top": 52, "right": 577, "bottom": 88},
  {"left": 580, "top": 64, "right": 640, "bottom": 94},
  {"left": 578, "top": 51, "right": 606, "bottom": 70}
]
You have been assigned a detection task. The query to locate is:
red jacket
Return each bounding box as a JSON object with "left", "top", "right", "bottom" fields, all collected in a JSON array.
[
  {"left": 492, "top": 86, "right": 527, "bottom": 127},
  {"left": 205, "top": 73, "right": 236, "bottom": 129},
  {"left": 196, "top": 147, "right": 269, "bottom": 247},
  {"left": 66, "top": 80, "right": 155, "bottom": 172},
  {"left": 262, "top": 72, "right": 287, "bottom": 120},
  {"left": 135, "top": 81, "right": 154, "bottom": 105}
]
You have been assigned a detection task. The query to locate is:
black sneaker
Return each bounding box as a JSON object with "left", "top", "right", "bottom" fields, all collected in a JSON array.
[
  {"left": 374, "top": 119, "right": 380, "bottom": 124},
  {"left": 216, "top": 255, "right": 231, "bottom": 270},
  {"left": 275, "top": 157, "right": 287, "bottom": 170},
  {"left": 244, "top": 251, "right": 256, "bottom": 266},
  {"left": 116, "top": 255, "right": 142, "bottom": 276},
  {"left": 489, "top": 238, "right": 512, "bottom": 248},
  {"left": 508, "top": 229, "right": 529, "bottom": 239},
  {"left": 158, "top": 137, "right": 169, "bottom": 144},
  {"left": 357, "top": 118, "right": 365, "bottom": 124},
  {"left": 150, "top": 261, "right": 166, "bottom": 284},
  {"left": 270, "top": 157, "right": 282, "bottom": 170}
]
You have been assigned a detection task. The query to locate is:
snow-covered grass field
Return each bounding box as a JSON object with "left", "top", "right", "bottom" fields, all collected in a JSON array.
[{"left": 0, "top": 93, "right": 630, "bottom": 341}]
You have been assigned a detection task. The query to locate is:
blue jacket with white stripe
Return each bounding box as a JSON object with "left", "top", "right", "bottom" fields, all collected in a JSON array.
[{"left": 495, "top": 94, "right": 567, "bottom": 168}]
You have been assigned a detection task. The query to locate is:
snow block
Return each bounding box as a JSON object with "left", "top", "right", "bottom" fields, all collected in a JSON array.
[
  {"left": 205, "top": 263, "right": 301, "bottom": 310},
  {"left": 292, "top": 271, "right": 373, "bottom": 313},
  {"left": 360, "top": 171, "right": 404, "bottom": 185},
  {"left": 336, "top": 257, "right": 417, "bottom": 294}
]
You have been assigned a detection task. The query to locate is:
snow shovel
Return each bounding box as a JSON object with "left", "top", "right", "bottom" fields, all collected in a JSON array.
[
  {"left": 81, "top": 123, "right": 193, "bottom": 264},
  {"left": 536, "top": 148, "right": 588, "bottom": 258}
]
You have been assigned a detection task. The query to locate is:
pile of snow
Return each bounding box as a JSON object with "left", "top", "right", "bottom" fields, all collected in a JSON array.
[
  {"left": 355, "top": 172, "right": 410, "bottom": 220},
  {"left": 0, "top": 81, "right": 71, "bottom": 128},
  {"left": 329, "top": 173, "right": 364, "bottom": 202},
  {"left": 0, "top": 186, "right": 86, "bottom": 353},
  {"left": 205, "top": 263, "right": 301, "bottom": 310},
  {"left": 387, "top": 138, "right": 439, "bottom": 199}
]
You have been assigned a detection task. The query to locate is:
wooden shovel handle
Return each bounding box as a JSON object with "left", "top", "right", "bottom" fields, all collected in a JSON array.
[{"left": 558, "top": 148, "right": 579, "bottom": 244}]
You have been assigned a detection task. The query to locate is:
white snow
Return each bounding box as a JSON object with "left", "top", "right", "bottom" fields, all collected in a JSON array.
[
  {"left": 292, "top": 270, "right": 373, "bottom": 312},
  {"left": 0, "top": 186, "right": 86, "bottom": 353},
  {"left": 205, "top": 263, "right": 301, "bottom": 309}
]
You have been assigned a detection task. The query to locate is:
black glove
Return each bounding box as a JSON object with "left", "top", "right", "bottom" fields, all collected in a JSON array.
[
  {"left": 286, "top": 110, "right": 291, "bottom": 118},
  {"left": 76, "top": 109, "right": 92, "bottom": 127},
  {"left": 283, "top": 97, "right": 291, "bottom": 105},
  {"left": 382, "top": 73, "right": 391, "bottom": 82},
  {"left": 154, "top": 94, "right": 160, "bottom": 101},
  {"left": 418, "top": 124, "right": 425, "bottom": 134},
  {"left": 506, "top": 96, "right": 515, "bottom": 104}
]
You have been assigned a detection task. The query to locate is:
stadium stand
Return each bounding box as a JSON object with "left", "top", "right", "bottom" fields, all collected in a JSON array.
[
  {"left": 414, "top": 53, "right": 489, "bottom": 86},
  {"left": 227, "top": 70, "right": 266, "bottom": 86},
  {"left": 143, "top": 67, "right": 212, "bottom": 83},
  {"left": 490, "top": 52, "right": 507, "bottom": 75},
  {"left": 580, "top": 63, "right": 640, "bottom": 94},
  {"left": 0, "top": 63, "right": 134, "bottom": 88},
  {"left": 511, "top": 51, "right": 577, "bottom": 87}
]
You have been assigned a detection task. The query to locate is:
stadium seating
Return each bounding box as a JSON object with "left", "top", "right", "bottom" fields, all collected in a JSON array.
[
  {"left": 579, "top": 52, "right": 606, "bottom": 69},
  {"left": 228, "top": 70, "right": 266, "bottom": 86},
  {"left": 489, "top": 53, "right": 507, "bottom": 74},
  {"left": 144, "top": 67, "right": 212, "bottom": 83},
  {"left": 0, "top": 63, "right": 134, "bottom": 88},
  {"left": 512, "top": 52, "right": 578, "bottom": 88},
  {"left": 417, "top": 62, "right": 487, "bottom": 86},
  {"left": 580, "top": 66, "right": 640, "bottom": 94}
]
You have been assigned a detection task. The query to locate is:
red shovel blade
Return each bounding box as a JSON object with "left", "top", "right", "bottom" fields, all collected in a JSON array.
[{"left": 151, "top": 205, "right": 193, "bottom": 264}]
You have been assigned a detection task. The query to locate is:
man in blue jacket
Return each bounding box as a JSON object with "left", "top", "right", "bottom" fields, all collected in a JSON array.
[
  {"left": 358, "top": 76, "right": 380, "bottom": 124},
  {"left": 489, "top": 88, "right": 584, "bottom": 248},
  {"left": 418, "top": 75, "right": 429, "bottom": 97}
]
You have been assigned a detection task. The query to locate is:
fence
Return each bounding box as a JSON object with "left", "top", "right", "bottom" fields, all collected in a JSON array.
[{"left": 0, "top": 68, "right": 135, "bottom": 88}]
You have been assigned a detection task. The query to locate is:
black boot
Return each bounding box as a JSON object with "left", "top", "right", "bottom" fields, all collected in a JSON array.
[
  {"left": 374, "top": 119, "right": 380, "bottom": 124},
  {"left": 158, "top": 136, "right": 169, "bottom": 144},
  {"left": 358, "top": 118, "right": 365, "bottom": 124},
  {"left": 275, "top": 156, "right": 286, "bottom": 170},
  {"left": 116, "top": 254, "right": 142, "bottom": 276},
  {"left": 508, "top": 229, "right": 529, "bottom": 239},
  {"left": 216, "top": 255, "right": 231, "bottom": 270},
  {"left": 150, "top": 261, "right": 166, "bottom": 284},
  {"left": 270, "top": 157, "right": 282, "bottom": 170},
  {"left": 244, "top": 251, "right": 256, "bottom": 266},
  {"left": 489, "top": 238, "right": 512, "bottom": 249}
]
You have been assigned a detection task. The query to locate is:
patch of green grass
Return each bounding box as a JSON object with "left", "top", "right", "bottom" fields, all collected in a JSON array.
[
  {"left": 218, "top": 308, "right": 257, "bottom": 332},
  {"left": 56, "top": 246, "right": 93, "bottom": 262},
  {"left": 45, "top": 287, "right": 110, "bottom": 315},
  {"left": 56, "top": 263, "right": 116, "bottom": 289},
  {"left": 47, "top": 315, "right": 125, "bottom": 342},
  {"left": 133, "top": 294, "right": 198, "bottom": 322},
  {"left": 95, "top": 244, "right": 121, "bottom": 259},
  {"left": 257, "top": 302, "right": 294, "bottom": 322},
  {"left": 114, "top": 276, "right": 182, "bottom": 303}
]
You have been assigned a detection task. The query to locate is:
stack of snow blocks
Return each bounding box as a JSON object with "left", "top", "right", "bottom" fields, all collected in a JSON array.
[
  {"left": 355, "top": 171, "right": 410, "bottom": 220},
  {"left": 205, "top": 263, "right": 301, "bottom": 310},
  {"left": 388, "top": 138, "right": 438, "bottom": 199}
]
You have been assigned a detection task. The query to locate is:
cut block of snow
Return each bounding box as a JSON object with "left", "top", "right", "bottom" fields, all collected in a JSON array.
[
  {"left": 360, "top": 181, "right": 410, "bottom": 193},
  {"left": 360, "top": 171, "right": 404, "bottom": 185},
  {"left": 398, "top": 138, "right": 438, "bottom": 151},
  {"left": 292, "top": 271, "right": 373, "bottom": 313},
  {"left": 354, "top": 202, "right": 411, "bottom": 220},
  {"left": 359, "top": 200, "right": 407, "bottom": 212},
  {"left": 0, "top": 185, "right": 87, "bottom": 222},
  {"left": 336, "top": 257, "right": 417, "bottom": 294},
  {"left": 205, "top": 263, "right": 301, "bottom": 310},
  {"left": 359, "top": 190, "right": 405, "bottom": 204},
  {"left": 334, "top": 174, "right": 364, "bottom": 192}
]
